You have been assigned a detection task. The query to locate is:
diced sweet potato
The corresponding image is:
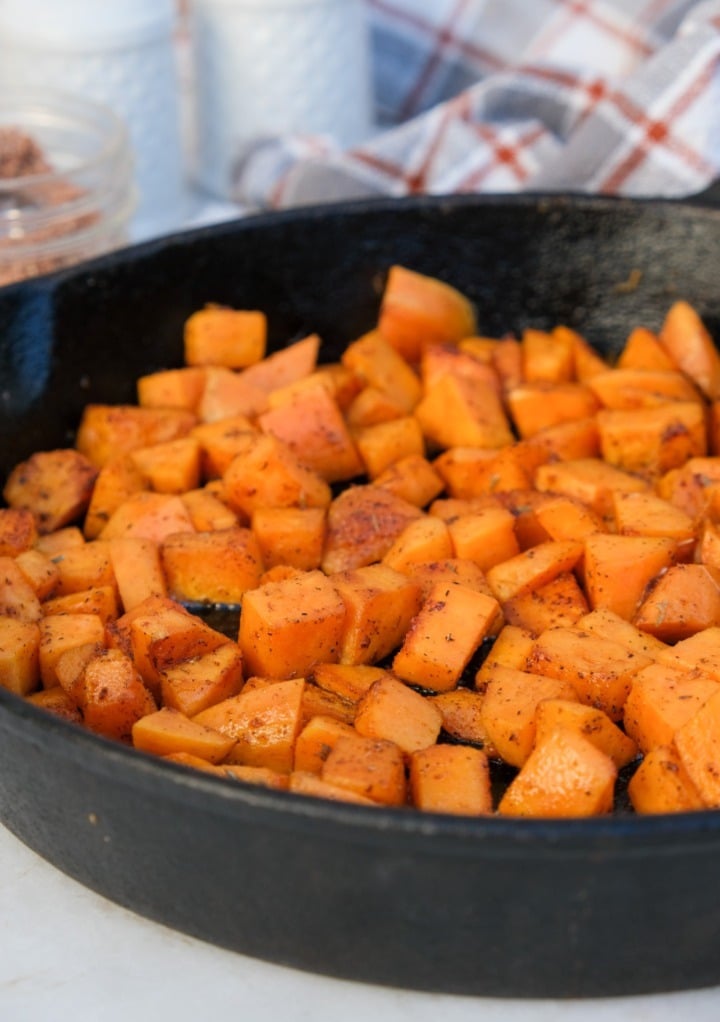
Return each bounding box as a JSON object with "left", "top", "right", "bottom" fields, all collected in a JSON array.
[
  {"left": 415, "top": 373, "right": 513, "bottom": 450},
  {"left": 42, "top": 585, "right": 119, "bottom": 625},
  {"left": 634, "top": 564, "right": 720, "bottom": 642},
  {"left": 161, "top": 527, "right": 264, "bottom": 604},
  {"left": 597, "top": 402, "right": 706, "bottom": 476},
  {"left": 623, "top": 663, "right": 718, "bottom": 754},
  {"left": 410, "top": 743, "right": 492, "bottom": 815},
  {"left": 160, "top": 641, "right": 244, "bottom": 718},
  {"left": 332, "top": 564, "right": 421, "bottom": 666},
  {"left": 0, "top": 616, "right": 40, "bottom": 695},
  {"left": 428, "top": 688, "right": 497, "bottom": 754},
  {"left": 75, "top": 647, "right": 157, "bottom": 742},
  {"left": 3, "top": 449, "right": 98, "bottom": 533},
  {"left": 534, "top": 698, "right": 637, "bottom": 768},
  {"left": 503, "top": 571, "right": 589, "bottom": 634},
  {"left": 372, "top": 453, "right": 445, "bottom": 508},
  {"left": 321, "top": 485, "right": 423, "bottom": 574},
  {"left": 222, "top": 433, "right": 332, "bottom": 517},
  {"left": 382, "top": 515, "right": 453, "bottom": 573},
  {"left": 250, "top": 506, "right": 326, "bottom": 571},
  {"left": 137, "top": 366, "right": 207, "bottom": 411},
  {"left": 184, "top": 305, "right": 266, "bottom": 368},
  {"left": 109, "top": 536, "right": 167, "bottom": 612},
  {"left": 0, "top": 557, "right": 42, "bottom": 622},
  {"left": 508, "top": 382, "right": 600, "bottom": 438},
  {"left": 354, "top": 416, "right": 425, "bottom": 480},
  {"left": 294, "top": 714, "right": 357, "bottom": 773},
  {"left": 14, "top": 548, "right": 59, "bottom": 600},
  {"left": 353, "top": 674, "right": 443, "bottom": 754},
  {"left": 447, "top": 507, "right": 520, "bottom": 572},
  {"left": 75, "top": 404, "right": 196, "bottom": 468},
  {"left": 628, "top": 745, "right": 704, "bottom": 814},
  {"left": 0, "top": 507, "right": 37, "bottom": 556},
  {"left": 240, "top": 333, "right": 320, "bottom": 393},
  {"left": 130, "top": 437, "right": 201, "bottom": 494},
  {"left": 583, "top": 533, "right": 676, "bottom": 621},
  {"left": 83, "top": 455, "right": 147, "bottom": 540},
  {"left": 486, "top": 540, "right": 584, "bottom": 604},
  {"left": 100, "top": 492, "right": 197, "bottom": 544},
  {"left": 673, "top": 689, "right": 720, "bottom": 806},
  {"left": 320, "top": 733, "right": 407, "bottom": 806},
  {"left": 659, "top": 300, "right": 720, "bottom": 399},
  {"left": 342, "top": 329, "right": 422, "bottom": 412},
  {"left": 132, "top": 706, "right": 236, "bottom": 762}
]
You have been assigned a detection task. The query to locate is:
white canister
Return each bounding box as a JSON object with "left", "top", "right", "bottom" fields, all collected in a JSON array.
[
  {"left": 0, "top": 0, "right": 186, "bottom": 240},
  {"left": 188, "top": 0, "right": 373, "bottom": 200}
]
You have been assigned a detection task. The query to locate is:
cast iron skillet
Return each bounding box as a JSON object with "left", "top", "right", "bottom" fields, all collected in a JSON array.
[{"left": 1, "top": 193, "right": 720, "bottom": 999}]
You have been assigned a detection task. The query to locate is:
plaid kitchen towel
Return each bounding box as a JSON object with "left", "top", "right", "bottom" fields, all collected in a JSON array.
[{"left": 233, "top": 0, "right": 720, "bottom": 209}]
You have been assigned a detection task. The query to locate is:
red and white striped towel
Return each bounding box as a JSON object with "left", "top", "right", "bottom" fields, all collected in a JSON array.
[{"left": 232, "top": 0, "right": 720, "bottom": 208}]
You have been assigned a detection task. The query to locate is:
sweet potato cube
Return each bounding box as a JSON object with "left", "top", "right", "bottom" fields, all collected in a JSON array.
[
  {"left": 100, "top": 492, "right": 196, "bottom": 544},
  {"left": 294, "top": 714, "right": 357, "bottom": 773},
  {"left": 311, "top": 663, "right": 389, "bottom": 704},
  {"left": 415, "top": 373, "right": 513, "bottom": 450},
  {"left": 184, "top": 305, "right": 266, "bottom": 368},
  {"left": 628, "top": 745, "right": 704, "bottom": 814},
  {"left": 14, "top": 548, "right": 59, "bottom": 600},
  {"left": 109, "top": 536, "right": 167, "bottom": 612},
  {"left": 240, "top": 333, "right": 320, "bottom": 393},
  {"left": 43, "top": 585, "right": 119, "bottom": 625},
  {"left": 393, "top": 582, "right": 500, "bottom": 692},
  {"left": 258, "top": 384, "right": 363, "bottom": 483},
  {"left": 576, "top": 607, "right": 668, "bottom": 660},
  {"left": 190, "top": 415, "right": 256, "bottom": 478},
  {"left": 527, "top": 626, "right": 652, "bottom": 721},
  {"left": 345, "top": 385, "right": 407, "bottom": 429},
  {"left": 611, "top": 490, "right": 695, "bottom": 551},
  {"left": 321, "top": 485, "right": 423, "bottom": 574},
  {"left": 498, "top": 728, "right": 617, "bottom": 817},
  {"left": 54, "top": 641, "right": 104, "bottom": 703},
  {"left": 373, "top": 454, "right": 446, "bottom": 508},
  {"left": 507, "top": 382, "right": 599, "bottom": 438},
  {"left": 52, "top": 539, "right": 115, "bottom": 597},
  {"left": 26, "top": 685, "right": 82, "bottom": 724},
  {"left": 485, "top": 540, "right": 584, "bottom": 604},
  {"left": 659, "top": 300, "right": 720, "bottom": 399},
  {"left": 656, "top": 456, "right": 720, "bottom": 518},
  {"left": 75, "top": 404, "right": 196, "bottom": 468},
  {"left": 429, "top": 688, "right": 497, "bottom": 753},
  {"left": 342, "top": 329, "right": 422, "bottom": 412},
  {"left": 474, "top": 625, "right": 535, "bottom": 689},
  {"left": 521, "top": 326, "right": 575, "bottom": 383},
  {"left": 503, "top": 571, "right": 589, "bottom": 634},
  {"left": 130, "top": 437, "right": 201, "bottom": 494},
  {"left": 588, "top": 368, "right": 702, "bottom": 409},
  {"left": 659, "top": 626, "right": 720, "bottom": 681},
  {"left": 534, "top": 457, "right": 648, "bottom": 517},
  {"left": 332, "top": 564, "right": 421, "bottom": 666},
  {"left": 300, "top": 682, "right": 356, "bottom": 725},
  {"left": 321, "top": 733, "right": 407, "bottom": 806},
  {"left": 0, "top": 616, "right": 40, "bottom": 695},
  {"left": 382, "top": 516, "right": 452, "bottom": 574},
  {"left": 160, "top": 641, "right": 244, "bottom": 717},
  {"left": 196, "top": 366, "right": 268, "bottom": 422},
  {"left": 250, "top": 506, "right": 325, "bottom": 571},
  {"left": 623, "top": 663, "right": 718, "bottom": 753},
  {"left": 583, "top": 533, "right": 676, "bottom": 621},
  {"left": 77, "top": 647, "right": 157, "bottom": 742},
  {"left": 526, "top": 417, "right": 601, "bottom": 462},
  {"left": 220, "top": 764, "right": 290, "bottom": 790},
  {"left": 377, "top": 264, "right": 477, "bottom": 363},
  {"left": 430, "top": 448, "right": 501, "bottom": 500},
  {"left": 409, "top": 560, "right": 501, "bottom": 620},
  {"left": 0, "top": 557, "right": 42, "bottom": 622},
  {"left": 137, "top": 366, "right": 207, "bottom": 411},
  {"left": 673, "top": 689, "right": 720, "bottom": 806},
  {"left": 222, "top": 433, "right": 331, "bottom": 517},
  {"left": 84, "top": 456, "right": 147, "bottom": 540},
  {"left": 532, "top": 495, "right": 604, "bottom": 543},
  {"left": 534, "top": 698, "right": 637, "bottom": 768},
  {"left": 354, "top": 675, "right": 442, "bottom": 754},
  {"left": 194, "top": 677, "right": 305, "bottom": 773},
  {"left": 634, "top": 564, "right": 720, "bottom": 642},
  {"left": 410, "top": 744, "right": 492, "bottom": 815},
  {"left": 161, "top": 527, "right": 264, "bottom": 604},
  {"left": 447, "top": 507, "right": 520, "bottom": 572},
  {"left": 182, "top": 488, "right": 239, "bottom": 533},
  {"left": 354, "top": 416, "right": 425, "bottom": 480},
  {"left": 0, "top": 507, "right": 37, "bottom": 556},
  {"left": 597, "top": 402, "right": 706, "bottom": 476},
  {"left": 4, "top": 449, "right": 98, "bottom": 533},
  {"left": 132, "top": 706, "right": 236, "bottom": 762},
  {"left": 288, "top": 770, "right": 376, "bottom": 805},
  {"left": 239, "top": 570, "right": 346, "bottom": 678},
  {"left": 617, "top": 326, "right": 676, "bottom": 372},
  {"left": 480, "top": 664, "right": 578, "bottom": 767}
]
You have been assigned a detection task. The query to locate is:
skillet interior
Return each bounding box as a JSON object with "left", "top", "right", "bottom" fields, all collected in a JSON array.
[{"left": 1, "top": 193, "right": 720, "bottom": 998}]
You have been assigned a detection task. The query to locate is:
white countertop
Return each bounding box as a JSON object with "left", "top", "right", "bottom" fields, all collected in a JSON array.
[{"left": 2, "top": 821, "right": 720, "bottom": 1022}]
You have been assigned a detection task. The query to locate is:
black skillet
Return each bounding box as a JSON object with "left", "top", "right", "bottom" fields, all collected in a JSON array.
[{"left": 1, "top": 193, "right": 720, "bottom": 999}]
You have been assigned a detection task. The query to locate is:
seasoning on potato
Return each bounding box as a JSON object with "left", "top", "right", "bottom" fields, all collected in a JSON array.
[{"left": 5, "top": 265, "right": 720, "bottom": 818}]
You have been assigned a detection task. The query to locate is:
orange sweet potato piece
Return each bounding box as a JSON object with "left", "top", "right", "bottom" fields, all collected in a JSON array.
[
  {"left": 239, "top": 570, "right": 346, "bottom": 678},
  {"left": 222, "top": 433, "right": 331, "bottom": 517},
  {"left": 161, "top": 527, "right": 264, "bottom": 604},
  {"left": 321, "top": 485, "right": 423, "bottom": 574},
  {"left": 100, "top": 491, "right": 197, "bottom": 544},
  {"left": 393, "top": 582, "right": 501, "bottom": 692},
  {"left": 75, "top": 404, "right": 196, "bottom": 468},
  {"left": 415, "top": 373, "right": 514, "bottom": 450},
  {"left": 190, "top": 415, "right": 256, "bottom": 478},
  {"left": 577, "top": 607, "right": 668, "bottom": 661},
  {"left": 311, "top": 663, "right": 390, "bottom": 704},
  {"left": 622, "top": 662, "right": 718, "bottom": 754},
  {"left": 354, "top": 416, "right": 425, "bottom": 480},
  {"left": 194, "top": 677, "right": 305, "bottom": 773},
  {"left": 377, "top": 265, "right": 477, "bottom": 363},
  {"left": 498, "top": 728, "right": 617, "bottom": 817},
  {"left": 656, "top": 457, "right": 720, "bottom": 519},
  {"left": 288, "top": 770, "right": 376, "bottom": 805},
  {"left": 532, "top": 495, "right": 604, "bottom": 543},
  {"left": 109, "top": 536, "right": 167, "bottom": 611},
  {"left": 421, "top": 342, "right": 502, "bottom": 395},
  {"left": 673, "top": 688, "right": 720, "bottom": 806},
  {"left": 130, "top": 437, "right": 201, "bottom": 494},
  {"left": 182, "top": 488, "right": 239, "bottom": 533},
  {"left": 0, "top": 507, "right": 37, "bottom": 556},
  {"left": 26, "top": 685, "right": 82, "bottom": 724},
  {"left": 194, "top": 366, "right": 269, "bottom": 423},
  {"left": 240, "top": 333, "right": 320, "bottom": 393},
  {"left": 521, "top": 326, "right": 574, "bottom": 383},
  {"left": 587, "top": 368, "right": 702, "bottom": 409},
  {"left": 42, "top": 585, "right": 119, "bottom": 625},
  {"left": 0, "top": 557, "right": 42, "bottom": 622},
  {"left": 320, "top": 733, "right": 407, "bottom": 806},
  {"left": 293, "top": 714, "right": 357, "bottom": 773},
  {"left": 611, "top": 490, "right": 695, "bottom": 551},
  {"left": 583, "top": 533, "right": 676, "bottom": 621},
  {"left": 659, "top": 300, "right": 720, "bottom": 399},
  {"left": 410, "top": 744, "right": 492, "bottom": 815},
  {"left": 250, "top": 506, "right": 325, "bottom": 571},
  {"left": 485, "top": 540, "right": 584, "bottom": 604},
  {"left": 132, "top": 706, "right": 236, "bottom": 762},
  {"left": 474, "top": 624, "right": 535, "bottom": 689},
  {"left": 332, "top": 564, "right": 421, "bottom": 666},
  {"left": 83, "top": 455, "right": 147, "bottom": 540},
  {"left": 634, "top": 563, "right": 720, "bottom": 642},
  {"left": 342, "top": 329, "right": 421, "bottom": 413},
  {"left": 628, "top": 744, "right": 704, "bottom": 814},
  {"left": 220, "top": 764, "right": 290, "bottom": 790},
  {"left": 137, "top": 366, "right": 207, "bottom": 411},
  {"left": 527, "top": 625, "right": 653, "bottom": 721},
  {"left": 14, "top": 548, "right": 59, "bottom": 600},
  {"left": 300, "top": 681, "right": 356, "bottom": 726},
  {"left": 345, "top": 385, "right": 407, "bottom": 428},
  {"left": 4, "top": 449, "right": 98, "bottom": 533},
  {"left": 480, "top": 664, "right": 579, "bottom": 767},
  {"left": 77, "top": 647, "right": 157, "bottom": 742},
  {"left": 507, "top": 382, "right": 599, "bottom": 438},
  {"left": 534, "top": 457, "right": 648, "bottom": 517},
  {"left": 353, "top": 674, "right": 443, "bottom": 754},
  {"left": 382, "top": 515, "right": 453, "bottom": 573},
  {"left": 433, "top": 446, "right": 526, "bottom": 499},
  {"left": 447, "top": 507, "right": 520, "bottom": 571},
  {"left": 597, "top": 402, "right": 706, "bottom": 476},
  {"left": 160, "top": 641, "right": 244, "bottom": 718},
  {"left": 428, "top": 688, "right": 498, "bottom": 754},
  {"left": 503, "top": 571, "right": 589, "bottom": 634},
  {"left": 617, "top": 326, "right": 676, "bottom": 372},
  {"left": 0, "top": 616, "right": 40, "bottom": 695},
  {"left": 659, "top": 626, "right": 720, "bottom": 680},
  {"left": 184, "top": 305, "right": 266, "bottom": 368},
  {"left": 534, "top": 698, "right": 637, "bottom": 768},
  {"left": 258, "top": 384, "right": 364, "bottom": 483},
  {"left": 372, "top": 453, "right": 445, "bottom": 508},
  {"left": 526, "top": 416, "right": 601, "bottom": 462}
]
